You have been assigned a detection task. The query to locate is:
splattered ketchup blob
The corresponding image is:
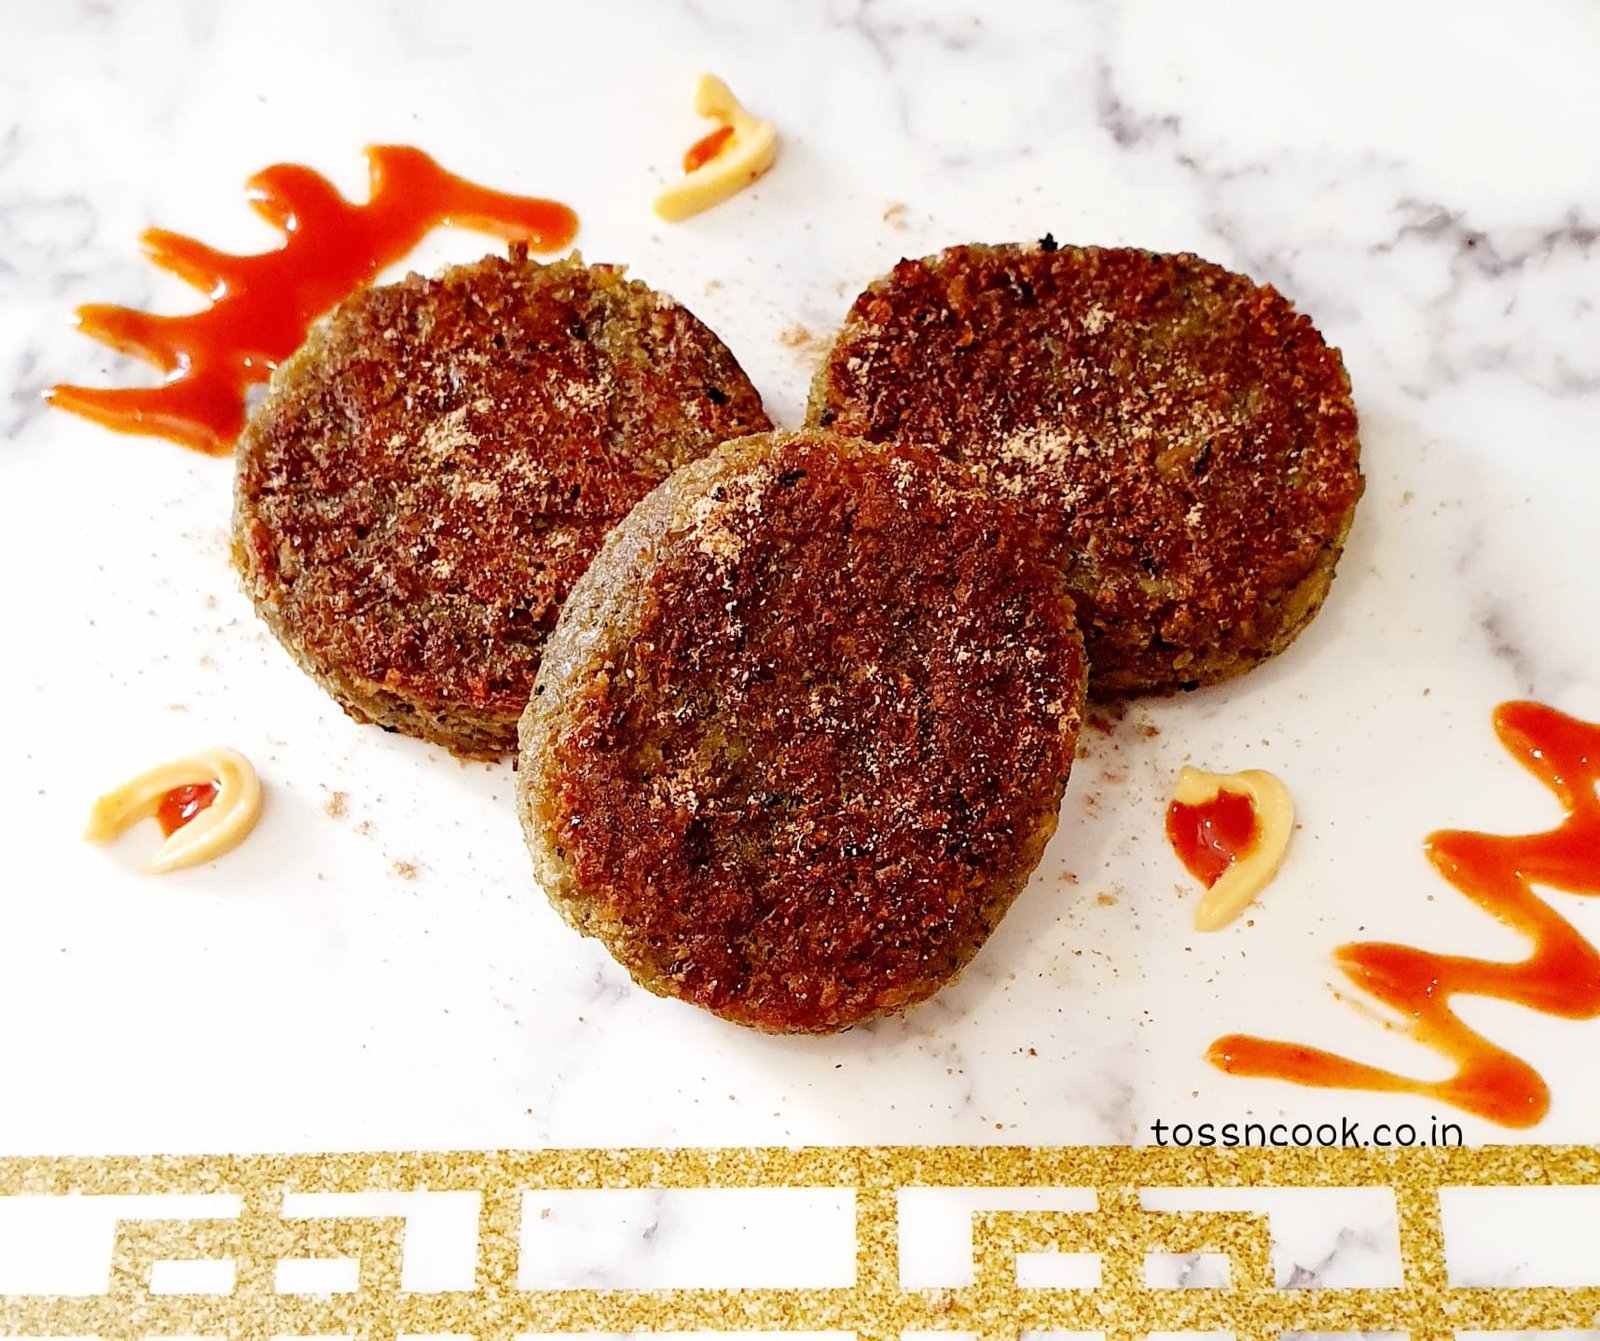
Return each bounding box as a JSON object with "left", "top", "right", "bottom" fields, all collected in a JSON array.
[
  {"left": 51, "top": 145, "right": 578, "bottom": 454},
  {"left": 1211, "top": 701, "right": 1600, "bottom": 1128}
]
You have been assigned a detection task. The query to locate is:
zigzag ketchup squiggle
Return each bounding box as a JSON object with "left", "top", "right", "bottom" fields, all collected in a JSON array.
[
  {"left": 51, "top": 145, "right": 577, "bottom": 454},
  {"left": 1209, "top": 701, "right": 1600, "bottom": 1128}
]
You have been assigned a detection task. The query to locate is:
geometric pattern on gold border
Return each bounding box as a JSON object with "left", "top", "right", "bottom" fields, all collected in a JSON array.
[{"left": 2, "top": 1144, "right": 1598, "bottom": 1340}]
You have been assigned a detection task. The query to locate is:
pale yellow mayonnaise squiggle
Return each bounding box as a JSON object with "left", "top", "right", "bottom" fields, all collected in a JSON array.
[
  {"left": 1171, "top": 766, "right": 1294, "bottom": 931},
  {"left": 653, "top": 74, "right": 778, "bottom": 222},
  {"left": 85, "top": 747, "right": 263, "bottom": 873}
]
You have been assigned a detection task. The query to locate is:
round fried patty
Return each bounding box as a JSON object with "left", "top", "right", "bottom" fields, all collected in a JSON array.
[
  {"left": 517, "top": 429, "right": 1087, "bottom": 1033},
  {"left": 808, "top": 242, "right": 1363, "bottom": 694},
  {"left": 233, "top": 250, "right": 772, "bottom": 756}
]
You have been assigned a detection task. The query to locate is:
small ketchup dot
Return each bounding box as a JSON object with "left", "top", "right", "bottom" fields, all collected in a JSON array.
[
  {"left": 1166, "top": 788, "right": 1259, "bottom": 888},
  {"left": 156, "top": 781, "right": 219, "bottom": 837},
  {"left": 683, "top": 124, "right": 735, "bottom": 174}
]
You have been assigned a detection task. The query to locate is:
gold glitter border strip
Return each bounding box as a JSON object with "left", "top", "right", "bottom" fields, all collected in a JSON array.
[{"left": 1, "top": 1144, "right": 1597, "bottom": 1339}]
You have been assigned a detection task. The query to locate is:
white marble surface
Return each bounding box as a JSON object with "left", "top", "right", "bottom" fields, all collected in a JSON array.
[{"left": 4, "top": 0, "right": 1600, "bottom": 1297}]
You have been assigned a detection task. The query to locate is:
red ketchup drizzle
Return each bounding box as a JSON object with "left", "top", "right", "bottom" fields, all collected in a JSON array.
[
  {"left": 1209, "top": 701, "right": 1600, "bottom": 1128},
  {"left": 49, "top": 145, "right": 579, "bottom": 455},
  {"left": 1167, "top": 788, "right": 1259, "bottom": 888},
  {"left": 683, "top": 124, "right": 735, "bottom": 173},
  {"left": 156, "top": 781, "right": 219, "bottom": 837}
]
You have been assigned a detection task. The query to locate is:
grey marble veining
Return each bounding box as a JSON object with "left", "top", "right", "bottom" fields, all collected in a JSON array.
[{"left": 1, "top": 0, "right": 1599, "bottom": 1294}]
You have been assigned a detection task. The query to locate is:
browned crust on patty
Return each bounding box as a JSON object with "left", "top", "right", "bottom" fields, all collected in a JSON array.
[
  {"left": 807, "top": 243, "right": 1364, "bottom": 694},
  {"left": 517, "top": 429, "right": 1088, "bottom": 1033},
  {"left": 233, "top": 250, "right": 772, "bottom": 757}
]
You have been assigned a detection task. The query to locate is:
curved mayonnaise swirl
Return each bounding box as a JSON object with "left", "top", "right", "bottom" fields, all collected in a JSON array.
[
  {"left": 85, "top": 747, "right": 263, "bottom": 873},
  {"left": 653, "top": 74, "right": 778, "bottom": 222}
]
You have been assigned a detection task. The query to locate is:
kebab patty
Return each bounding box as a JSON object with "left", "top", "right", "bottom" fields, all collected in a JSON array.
[
  {"left": 517, "top": 429, "right": 1087, "bottom": 1033},
  {"left": 233, "top": 249, "right": 771, "bottom": 756},
  {"left": 807, "top": 242, "right": 1364, "bottom": 695}
]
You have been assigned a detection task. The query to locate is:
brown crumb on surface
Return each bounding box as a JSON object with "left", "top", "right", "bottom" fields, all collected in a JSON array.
[
  {"left": 392, "top": 860, "right": 418, "bottom": 880},
  {"left": 882, "top": 201, "right": 909, "bottom": 230},
  {"left": 778, "top": 324, "right": 828, "bottom": 357},
  {"left": 1084, "top": 702, "right": 1130, "bottom": 735},
  {"left": 355, "top": 820, "right": 374, "bottom": 838},
  {"left": 323, "top": 789, "right": 348, "bottom": 820},
  {"left": 1096, "top": 892, "right": 1118, "bottom": 907}
]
